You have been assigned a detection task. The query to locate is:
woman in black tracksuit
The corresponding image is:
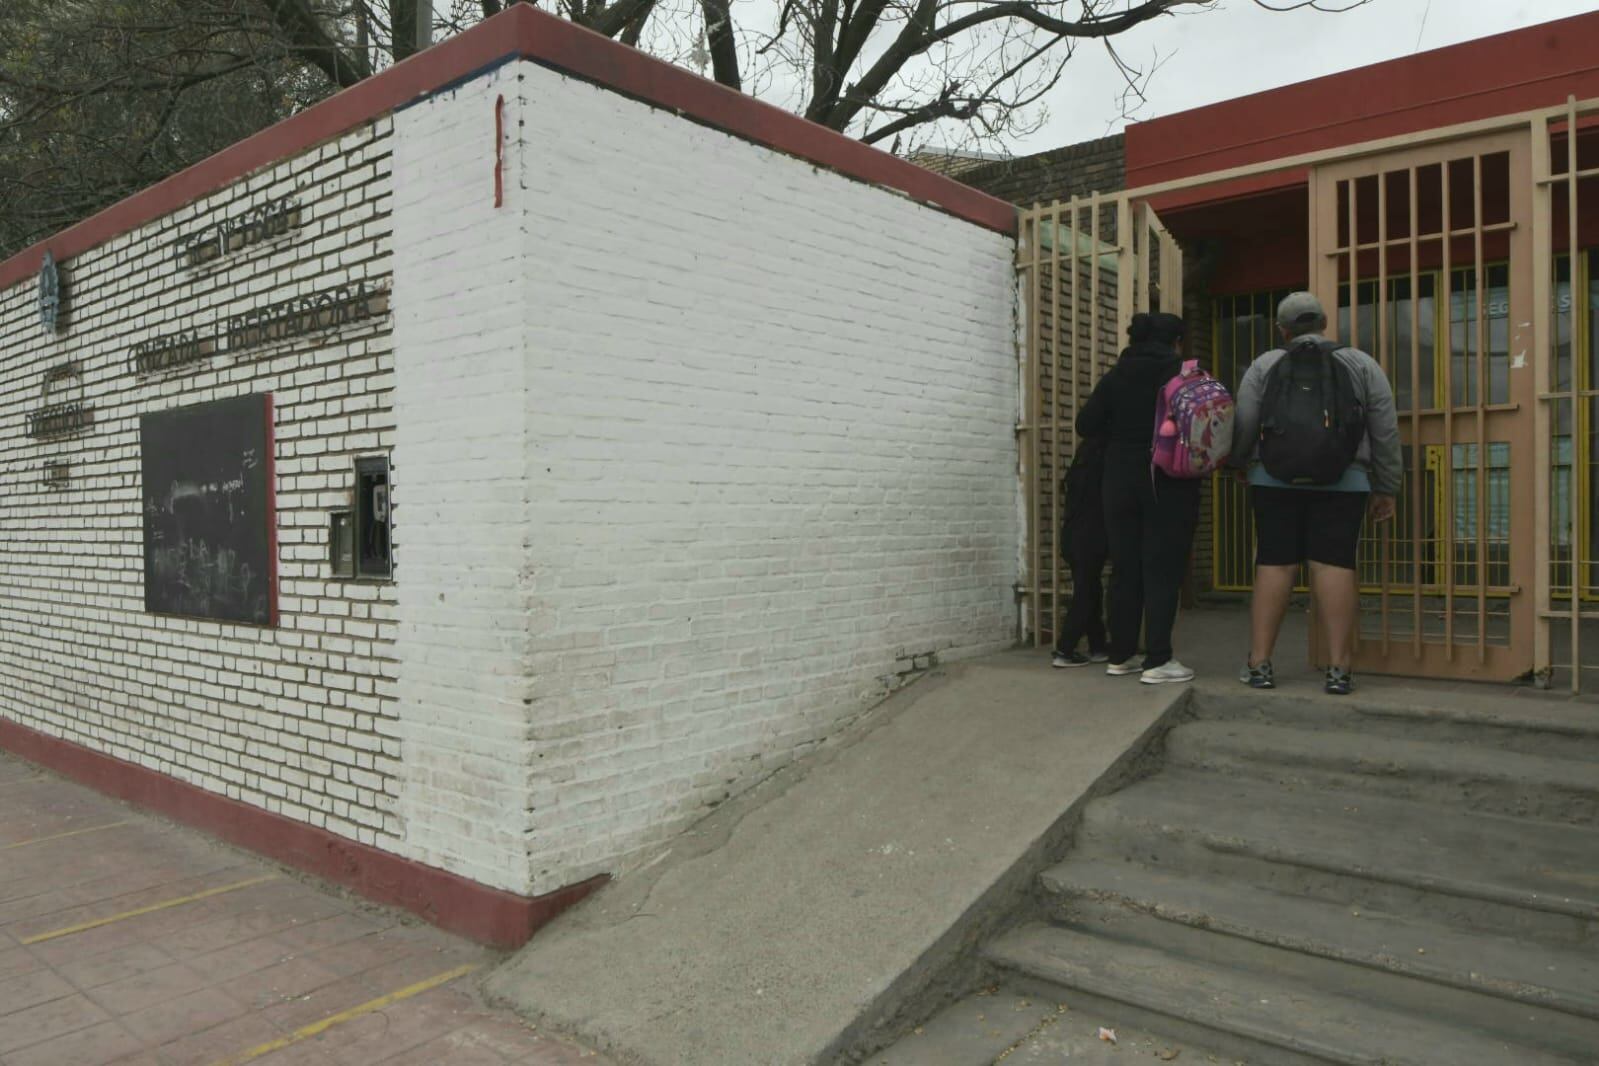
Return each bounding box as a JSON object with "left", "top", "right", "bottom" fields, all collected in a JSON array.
[
  {"left": 1075, "top": 312, "right": 1200, "bottom": 685},
  {"left": 1051, "top": 435, "right": 1109, "bottom": 668}
]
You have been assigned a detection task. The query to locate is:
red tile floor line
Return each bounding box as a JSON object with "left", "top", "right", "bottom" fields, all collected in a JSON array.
[{"left": 0, "top": 752, "right": 607, "bottom": 1065}]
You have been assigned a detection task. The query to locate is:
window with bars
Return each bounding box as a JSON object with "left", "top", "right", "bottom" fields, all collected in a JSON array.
[
  {"left": 1553, "top": 252, "right": 1599, "bottom": 601},
  {"left": 1210, "top": 261, "right": 1598, "bottom": 602}
]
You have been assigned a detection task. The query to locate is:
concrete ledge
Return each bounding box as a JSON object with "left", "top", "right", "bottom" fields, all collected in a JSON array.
[
  {"left": 0, "top": 716, "right": 605, "bottom": 948},
  {"left": 486, "top": 650, "right": 1191, "bottom": 1065}
]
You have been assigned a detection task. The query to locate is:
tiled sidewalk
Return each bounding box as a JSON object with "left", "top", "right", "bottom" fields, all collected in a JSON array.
[{"left": 0, "top": 751, "right": 607, "bottom": 1065}]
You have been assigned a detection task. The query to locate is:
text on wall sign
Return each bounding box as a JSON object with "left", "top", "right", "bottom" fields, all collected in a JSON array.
[
  {"left": 172, "top": 197, "right": 302, "bottom": 268},
  {"left": 129, "top": 281, "right": 389, "bottom": 377}
]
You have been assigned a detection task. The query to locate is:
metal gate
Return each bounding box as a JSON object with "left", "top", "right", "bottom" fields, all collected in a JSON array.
[
  {"left": 1016, "top": 197, "right": 1180, "bottom": 648},
  {"left": 1307, "top": 130, "right": 1535, "bottom": 682},
  {"left": 1018, "top": 96, "right": 1598, "bottom": 692},
  {"left": 1533, "top": 97, "right": 1599, "bottom": 693}
]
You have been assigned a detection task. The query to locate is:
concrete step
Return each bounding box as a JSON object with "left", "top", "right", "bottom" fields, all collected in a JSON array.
[
  {"left": 867, "top": 989, "right": 1206, "bottom": 1065},
  {"left": 1043, "top": 856, "right": 1599, "bottom": 1025},
  {"left": 1075, "top": 770, "right": 1599, "bottom": 943},
  {"left": 985, "top": 923, "right": 1584, "bottom": 1066},
  {"left": 866, "top": 991, "right": 1056, "bottom": 1066},
  {"left": 1195, "top": 690, "right": 1599, "bottom": 763},
  {"left": 1164, "top": 720, "right": 1599, "bottom": 824},
  {"left": 1049, "top": 898, "right": 1599, "bottom": 1059}
]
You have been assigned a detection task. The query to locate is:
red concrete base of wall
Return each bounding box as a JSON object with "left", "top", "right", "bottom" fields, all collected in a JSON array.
[{"left": 0, "top": 717, "right": 605, "bottom": 949}]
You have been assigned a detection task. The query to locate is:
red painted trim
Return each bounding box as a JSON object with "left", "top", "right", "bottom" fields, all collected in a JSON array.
[
  {"left": 509, "top": 8, "right": 1016, "bottom": 235},
  {"left": 0, "top": 5, "right": 1011, "bottom": 292},
  {"left": 0, "top": 716, "right": 606, "bottom": 948},
  {"left": 265, "top": 393, "right": 279, "bottom": 628},
  {"left": 1127, "top": 11, "right": 1599, "bottom": 203},
  {"left": 1145, "top": 170, "right": 1308, "bottom": 217},
  {"left": 0, "top": 18, "right": 519, "bottom": 294},
  {"left": 494, "top": 94, "right": 506, "bottom": 209}
]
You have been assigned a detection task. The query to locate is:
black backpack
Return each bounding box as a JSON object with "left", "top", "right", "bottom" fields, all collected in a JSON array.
[{"left": 1258, "top": 339, "right": 1367, "bottom": 486}]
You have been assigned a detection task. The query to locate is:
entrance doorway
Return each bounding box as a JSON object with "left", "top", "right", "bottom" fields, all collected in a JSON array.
[{"left": 1019, "top": 97, "right": 1599, "bottom": 693}]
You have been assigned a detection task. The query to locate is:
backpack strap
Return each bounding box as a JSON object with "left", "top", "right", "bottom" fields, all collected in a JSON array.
[
  {"left": 1284, "top": 336, "right": 1339, "bottom": 357},
  {"left": 1319, "top": 343, "right": 1337, "bottom": 428},
  {"left": 1304, "top": 340, "right": 1357, "bottom": 429}
]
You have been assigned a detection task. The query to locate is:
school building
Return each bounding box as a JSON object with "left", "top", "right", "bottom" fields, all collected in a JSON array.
[
  {"left": 1, "top": 5, "right": 1595, "bottom": 952},
  {"left": 0, "top": 6, "right": 1019, "bottom": 945}
]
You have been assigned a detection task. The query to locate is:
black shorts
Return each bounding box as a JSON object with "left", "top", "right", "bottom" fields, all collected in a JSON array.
[{"left": 1251, "top": 486, "right": 1368, "bottom": 570}]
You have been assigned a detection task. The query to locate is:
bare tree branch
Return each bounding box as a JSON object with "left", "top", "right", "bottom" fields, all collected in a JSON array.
[
  {"left": 257, "top": 0, "right": 367, "bottom": 87},
  {"left": 700, "top": 0, "right": 740, "bottom": 88},
  {"left": 620, "top": 0, "right": 657, "bottom": 46},
  {"left": 586, "top": 0, "right": 662, "bottom": 40},
  {"left": 393, "top": 0, "right": 422, "bottom": 60},
  {"left": 931, "top": 0, "right": 1205, "bottom": 52},
  {"left": 0, "top": 0, "right": 1375, "bottom": 258}
]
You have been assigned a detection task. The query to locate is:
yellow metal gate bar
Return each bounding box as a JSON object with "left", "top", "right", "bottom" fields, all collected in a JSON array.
[
  {"left": 1310, "top": 130, "right": 1534, "bottom": 681},
  {"left": 1534, "top": 96, "right": 1599, "bottom": 693},
  {"left": 1016, "top": 195, "right": 1177, "bottom": 646}
]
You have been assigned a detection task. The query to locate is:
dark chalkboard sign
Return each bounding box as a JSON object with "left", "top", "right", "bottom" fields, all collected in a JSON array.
[{"left": 141, "top": 394, "right": 275, "bottom": 625}]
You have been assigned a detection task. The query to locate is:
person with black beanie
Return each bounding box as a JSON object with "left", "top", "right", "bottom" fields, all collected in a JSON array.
[{"left": 1074, "top": 311, "right": 1201, "bottom": 684}]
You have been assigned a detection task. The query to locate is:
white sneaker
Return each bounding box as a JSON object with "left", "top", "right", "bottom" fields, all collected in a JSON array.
[
  {"left": 1140, "top": 660, "right": 1196, "bottom": 685},
  {"left": 1105, "top": 660, "right": 1142, "bottom": 677}
]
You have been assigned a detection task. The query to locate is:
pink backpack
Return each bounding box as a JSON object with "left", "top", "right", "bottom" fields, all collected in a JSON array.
[{"left": 1152, "top": 360, "right": 1235, "bottom": 479}]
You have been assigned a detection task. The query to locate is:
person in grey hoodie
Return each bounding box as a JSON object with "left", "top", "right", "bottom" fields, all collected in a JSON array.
[{"left": 1229, "top": 292, "right": 1402, "bottom": 695}]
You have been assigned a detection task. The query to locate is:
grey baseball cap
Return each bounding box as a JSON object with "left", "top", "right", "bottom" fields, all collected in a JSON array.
[{"left": 1276, "top": 291, "right": 1327, "bottom": 331}]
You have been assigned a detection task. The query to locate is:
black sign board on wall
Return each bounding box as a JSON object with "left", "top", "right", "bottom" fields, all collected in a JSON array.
[{"left": 140, "top": 394, "right": 276, "bottom": 625}]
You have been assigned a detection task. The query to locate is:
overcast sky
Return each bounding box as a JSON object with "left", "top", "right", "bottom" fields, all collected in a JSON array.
[{"left": 1004, "top": 0, "right": 1597, "bottom": 154}]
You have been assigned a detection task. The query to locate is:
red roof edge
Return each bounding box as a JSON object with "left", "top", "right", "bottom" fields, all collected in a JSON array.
[
  {"left": 0, "top": 5, "right": 1014, "bottom": 293},
  {"left": 1125, "top": 10, "right": 1599, "bottom": 198}
]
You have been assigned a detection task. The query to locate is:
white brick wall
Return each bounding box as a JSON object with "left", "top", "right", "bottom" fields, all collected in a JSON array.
[
  {"left": 0, "top": 120, "right": 404, "bottom": 851},
  {"left": 390, "top": 63, "right": 537, "bottom": 892},
  {"left": 512, "top": 62, "right": 1018, "bottom": 893},
  {"left": 1, "top": 56, "right": 1018, "bottom": 902}
]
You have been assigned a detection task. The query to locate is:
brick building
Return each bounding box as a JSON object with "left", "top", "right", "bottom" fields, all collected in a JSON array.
[{"left": 0, "top": 7, "right": 1019, "bottom": 944}]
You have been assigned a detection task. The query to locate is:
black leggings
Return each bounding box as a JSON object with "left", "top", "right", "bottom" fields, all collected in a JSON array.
[
  {"left": 1055, "top": 522, "right": 1108, "bottom": 656},
  {"left": 1103, "top": 466, "right": 1199, "bottom": 668}
]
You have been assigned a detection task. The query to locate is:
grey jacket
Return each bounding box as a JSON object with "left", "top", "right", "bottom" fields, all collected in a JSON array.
[{"left": 1229, "top": 333, "right": 1403, "bottom": 497}]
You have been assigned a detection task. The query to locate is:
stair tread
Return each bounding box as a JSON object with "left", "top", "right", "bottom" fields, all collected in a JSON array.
[
  {"left": 869, "top": 989, "right": 1202, "bottom": 1066},
  {"left": 868, "top": 991, "right": 1054, "bottom": 1066},
  {"left": 1084, "top": 769, "right": 1599, "bottom": 916},
  {"left": 1043, "top": 855, "right": 1599, "bottom": 1015},
  {"left": 1168, "top": 719, "right": 1599, "bottom": 787},
  {"left": 1200, "top": 689, "right": 1599, "bottom": 739},
  {"left": 986, "top": 922, "right": 1582, "bottom": 1066}
]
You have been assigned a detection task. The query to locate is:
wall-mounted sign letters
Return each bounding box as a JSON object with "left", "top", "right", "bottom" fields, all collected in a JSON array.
[
  {"left": 173, "top": 197, "right": 302, "bottom": 268},
  {"left": 37, "top": 250, "right": 60, "bottom": 334},
  {"left": 132, "top": 330, "right": 218, "bottom": 375},
  {"left": 27, "top": 364, "right": 92, "bottom": 439},
  {"left": 42, "top": 460, "right": 71, "bottom": 490},
  {"left": 141, "top": 394, "right": 275, "bottom": 626},
  {"left": 225, "top": 281, "right": 388, "bottom": 353},
  {"left": 127, "top": 281, "right": 389, "bottom": 378},
  {"left": 27, "top": 406, "right": 94, "bottom": 438}
]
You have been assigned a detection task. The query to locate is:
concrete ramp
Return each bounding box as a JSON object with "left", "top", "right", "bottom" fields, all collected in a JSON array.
[{"left": 484, "top": 651, "right": 1185, "bottom": 1065}]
